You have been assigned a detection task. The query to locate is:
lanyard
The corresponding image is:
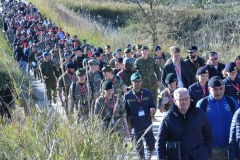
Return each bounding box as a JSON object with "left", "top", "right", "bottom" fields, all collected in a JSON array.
[
  {"left": 167, "top": 90, "right": 173, "bottom": 100},
  {"left": 133, "top": 91, "right": 143, "bottom": 110},
  {"left": 104, "top": 96, "right": 116, "bottom": 113},
  {"left": 77, "top": 82, "right": 87, "bottom": 96},
  {"left": 175, "top": 64, "right": 181, "bottom": 77},
  {"left": 232, "top": 83, "right": 240, "bottom": 92},
  {"left": 201, "top": 86, "right": 206, "bottom": 97},
  {"left": 66, "top": 72, "right": 74, "bottom": 82}
]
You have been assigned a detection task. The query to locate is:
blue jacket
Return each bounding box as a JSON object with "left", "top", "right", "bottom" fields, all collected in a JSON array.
[
  {"left": 189, "top": 81, "right": 209, "bottom": 105},
  {"left": 196, "top": 94, "right": 239, "bottom": 147},
  {"left": 228, "top": 108, "right": 240, "bottom": 160},
  {"left": 223, "top": 76, "right": 240, "bottom": 104},
  {"left": 124, "top": 88, "right": 156, "bottom": 128}
]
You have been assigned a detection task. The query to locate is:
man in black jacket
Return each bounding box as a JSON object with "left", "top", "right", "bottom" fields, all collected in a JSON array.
[
  {"left": 206, "top": 51, "right": 225, "bottom": 79},
  {"left": 157, "top": 88, "right": 212, "bottom": 160},
  {"left": 161, "top": 46, "right": 195, "bottom": 88},
  {"left": 14, "top": 42, "right": 27, "bottom": 73}
]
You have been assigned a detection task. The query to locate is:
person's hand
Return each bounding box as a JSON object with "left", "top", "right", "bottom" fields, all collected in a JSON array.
[
  {"left": 162, "top": 97, "right": 169, "bottom": 105},
  {"left": 150, "top": 108, "right": 156, "bottom": 114},
  {"left": 44, "top": 76, "right": 49, "bottom": 79},
  {"left": 125, "top": 128, "right": 130, "bottom": 139}
]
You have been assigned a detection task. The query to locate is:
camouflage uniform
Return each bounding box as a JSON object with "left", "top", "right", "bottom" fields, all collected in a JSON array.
[
  {"left": 102, "top": 53, "right": 113, "bottom": 64},
  {"left": 51, "top": 50, "right": 61, "bottom": 78},
  {"left": 103, "top": 75, "right": 126, "bottom": 95},
  {"left": 157, "top": 88, "right": 174, "bottom": 112},
  {"left": 68, "top": 81, "right": 96, "bottom": 119},
  {"left": 109, "top": 57, "right": 116, "bottom": 68},
  {"left": 88, "top": 71, "right": 103, "bottom": 95},
  {"left": 28, "top": 51, "right": 41, "bottom": 80},
  {"left": 117, "top": 69, "right": 135, "bottom": 87},
  {"left": 40, "top": 60, "right": 57, "bottom": 100},
  {"left": 134, "top": 56, "right": 161, "bottom": 104},
  {"left": 94, "top": 95, "right": 126, "bottom": 137}
]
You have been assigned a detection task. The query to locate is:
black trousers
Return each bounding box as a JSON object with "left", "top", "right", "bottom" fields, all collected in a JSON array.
[{"left": 131, "top": 127, "right": 155, "bottom": 159}]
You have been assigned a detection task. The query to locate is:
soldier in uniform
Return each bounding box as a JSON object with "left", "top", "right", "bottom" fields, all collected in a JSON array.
[
  {"left": 157, "top": 73, "right": 177, "bottom": 113},
  {"left": 134, "top": 46, "right": 161, "bottom": 105},
  {"left": 102, "top": 65, "right": 127, "bottom": 95},
  {"left": 94, "top": 80, "right": 130, "bottom": 138},
  {"left": 132, "top": 44, "right": 142, "bottom": 59},
  {"left": 109, "top": 48, "right": 122, "bottom": 68},
  {"left": 102, "top": 45, "right": 113, "bottom": 64},
  {"left": 88, "top": 59, "right": 104, "bottom": 97},
  {"left": 40, "top": 52, "right": 57, "bottom": 106},
  {"left": 62, "top": 53, "right": 71, "bottom": 72},
  {"left": 68, "top": 68, "right": 96, "bottom": 122},
  {"left": 118, "top": 58, "right": 135, "bottom": 88},
  {"left": 50, "top": 48, "right": 61, "bottom": 79},
  {"left": 185, "top": 46, "right": 206, "bottom": 82},
  {"left": 57, "top": 62, "right": 77, "bottom": 115},
  {"left": 28, "top": 45, "right": 40, "bottom": 80},
  {"left": 124, "top": 48, "right": 135, "bottom": 67}
]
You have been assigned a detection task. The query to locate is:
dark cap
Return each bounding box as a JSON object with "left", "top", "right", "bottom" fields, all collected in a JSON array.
[
  {"left": 131, "top": 72, "right": 141, "bottom": 81},
  {"left": 97, "top": 47, "right": 104, "bottom": 54},
  {"left": 225, "top": 62, "right": 237, "bottom": 72},
  {"left": 115, "top": 48, "right": 122, "bottom": 52},
  {"left": 154, "top": 45, "right": 161, "bottom": 52},
  {"left": 82, "top": 58, "right": 89, "bottom": 66},
  {"left": 196, "top": 66, "right": 208, "bottom": 75},
  {"left": 76, "top": 68, "right": 86, "bottom": 76},
  {"left": 141, "top": 46, "right": 148, "bottom": 50},
  {"left": 88, "top": 59, "right": 100, "bottom": 66},
  {"left": 123, "top": 58, "right": 131, "bottom": 64},
  {"left": 83, "top": 38, "right": 86, "bottom": 41},
  {"left": 136, "top": 44, "right": 142, "bottom": 49},
  {"left": 66, "top": 62, "right": 75, "bottom": 69},
  {"left": 115, "top": 58, "right": 123, "bottom": 63},
  {"left": 208, "top": 76, "right": 223, "bottom": 88},
  {"left": 43, "top": 52, "right": 50, "bottom": 57},
  {"left": 188, "top": 46, "right": 198, "bottom": 52},
  {"left": 91, "top": 51, "right": 100, "bottom": 58},
  {"left": 76, "top": 47, "right": 81, "bottom": 51},
  {"left": 126, "top": 44, "right": 131, "bottom": 48},
  {"left": 64, "top": 53, "right": 70, "bottom": 58},
  {"left": 124, "top": 48, "right": 131, "bottom": 53},
  {"left": 165, "top": 73, "right": 177, "bottom": 85},
  {"left": 102, "top": 80, "right": 113, "bottom": 90},
  {"left": 102, "top": 65, "right": 112, "bottom": 72}
]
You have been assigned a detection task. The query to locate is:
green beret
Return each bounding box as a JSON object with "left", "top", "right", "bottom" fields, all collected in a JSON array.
[
  {"left": 76, "top": 68, "right": 86, "bottom": 76},
  {"left": 136, "top": 44, "right": 142, "bottom": 49},
  {"left": 131, "top": 72, "right": 141, "bottom": 81},
  {"left": 165, "top": 73, "right": 177, "bottom": 85},
  {"left": 124, "top": 48, "right": 131, "bottom": 53},
  {"left": 102, "top": 65, "right": 112, "bottom": 72},
  {"left": 102, "top": 80, "right": 113, "bottom": 90}
]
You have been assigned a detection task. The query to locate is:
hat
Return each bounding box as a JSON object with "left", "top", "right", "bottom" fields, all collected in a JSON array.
[
  {"left": 102, "top": 65, "right": 112, "bottom": 72},
  {"left": 115, "top": 48, "right": 122, "bottom": 52},
  {"left": 92, "top": 51, "right": 100, "bottom": 57},
  {"left": 43, "top": 52, "right": 50, "bottom": 57},
  {"left": 141, "top": 46, "right": 148, "bottom": 50},
  {"left": 76, "top": 68, "right": 86, "bottom": 76},
  {"left": 82, "top": 58, "right": 89, "bottom": 65},
  {"left": 76, "top": 47, "right": 81, "bottom": 51},
  {"left": 188, "top": 46, "right": 198, "bottom": 52},
  {"left": 72, "top": 47, "right": 77, "bottom": 51},
  {"left": 126, "top": 44, "right": 131, "bottom": 48},
  {"left": 83, "top": 39, "right": 86, "bottom": 41},
  {"left": 64, "top": 53, "right": 70, "bottom": 58},
  {"left": 154, "top": 45, "right": 161, "bottom": 52},
  {"left": 131, "top": 72, "right": 141, "bottom": 81},
  {"left": 88, "top": 59, "right": 100, "bottom": 66},
  {"left": 136, "top": 44, "right": 142, "bottom": 49},
  {"left": 165, "top": 73, "right": 177, "bottom": 85},
  {"left": 102, "top": 80, "right": 113, "bottom": 90},
  {"left": 196, "top": 66, "right": 208, "bottom": 75},
  {"left": 225, "top": 62, "right": 237, "bottom": 72},
  {"left": 124, "top": 48, "right": 131, "bottom": 53},
  {"left": 208, "top": 76, "right": 223, "bottom": 88},
  {"left": 123, "top": 58, "right": 131, "bottom": 65},
  {"left": 97, "top": 47, "right": 104, "bottom": 54},
  {"left": 115, "top": 58, "right": 123, "bottom": 63},
  {"left": 66, "top": 62, "right": 75, "bottom": 69}
]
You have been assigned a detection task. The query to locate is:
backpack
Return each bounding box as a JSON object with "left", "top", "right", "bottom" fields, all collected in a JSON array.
[
  {"left": 72, "top": 81, "right": 94, "bottom": 100},
  {"left": 201, "top": 95, "right": 235, "bottom": 115}
]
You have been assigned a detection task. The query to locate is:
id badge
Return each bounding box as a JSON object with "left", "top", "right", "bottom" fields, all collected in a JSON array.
[{"left": 138, "top": 110, "right": 145, "bottom": 117}]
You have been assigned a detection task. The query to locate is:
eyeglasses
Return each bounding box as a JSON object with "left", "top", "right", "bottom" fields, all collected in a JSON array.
[
  {"left": 175, "top": 97, "right": 190, "bottom": 102},
  {"left": 210, "top": 57, "right": 218, "bottom": 61}
]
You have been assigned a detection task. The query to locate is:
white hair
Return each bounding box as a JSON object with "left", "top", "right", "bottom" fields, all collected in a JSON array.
[{"left": 173, "top": 88, "right": 189, "bottom": 99}]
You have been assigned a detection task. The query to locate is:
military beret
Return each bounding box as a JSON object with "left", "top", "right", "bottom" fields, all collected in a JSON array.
[
  {"left": 76, "top": 47, "right": 81, "bottom": 51},
  {"left": 92, "top": 51, "right": 100, "bottom": 57},
  {"left": 123, "top": 58, "right": 131, "bottom": 65},
  {"left": 154, "top": 45, "right": 161, "bottom": 52},
  {"left": 126, "top": 44, "right": 131, "bottom": 48},
  {"left": 124, "top": 48, "right": 131, "bottom": 53},
  {"left": 115, "top": 58, "right": 123, "bottom": 63},
  {"left": 64, "top": 53, "right": 70, "bottom": 58},
  {"left": 66, "top": 62, "right": 75, "bottom": 69},
  {"left": 43, "top": 52, "right": 50, "bottom": 57},
  {"left": 131, "top": 72, "right": 141, "bottom": 81},
  {"left": 136, "top": 44, "right": 142, "bottom": 49},
  {"left": 132, "top": 45, "right": 136, "bottom": 50},
  {"left": 102, "top": 80, "right": 113, "bottom": 90},
  {"left": 72, "top": 47, "right": 77, "bottom": 51},
  {"left": 196, "top": 66, "right": 208, "bottom": 75},
  {"left": 141, "top": 46, "right": 148, "bottom": 50},
  {"left": 83, "top": 39, "right": 86, "bottom": 41},
  {"left": 115, "top": 48, "right": 122, "bottom": 52},
  {"left": 225, "top": 62, "right": 237, "bottom": 72},
  {"left": 97, "top": 47, "right": 104, "bottom": 54},
  {"left": 208, "top": 76, "right": 223, "bottom": 88},
  {"left": 188, "top": 46, "right": 198, "bottom": 52},
  {"left": 102, "top": 65, "right": 112, "bottom": 72},
  {"left": 76, "top": 68, "right": 86, "bottom": 76},
  {"left": 88, "top": 59, "right": 99, "bottom": 66},
  {"left": 165, "top": 73, "right": 177, "bottom": 85}
]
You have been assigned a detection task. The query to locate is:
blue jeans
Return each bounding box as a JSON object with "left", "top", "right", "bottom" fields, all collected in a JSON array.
[{"left": 17, "top": 60, "right": 27, "bottom": 74}]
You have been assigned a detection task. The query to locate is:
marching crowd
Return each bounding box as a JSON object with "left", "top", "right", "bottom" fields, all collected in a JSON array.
[{"left": 3, "top": 0, "right": 240, "bottom": 160}]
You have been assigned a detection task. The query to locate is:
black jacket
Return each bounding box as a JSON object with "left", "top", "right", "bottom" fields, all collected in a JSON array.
[
  {"left": 206, "top": 62, "right": 225, "bottom": 79},
  {"left": 14, "top": 46, "right": 26, "bottom": 62},
  {"left": 157, "top": 104, "right": 212, "bottom": 160},
  {"left": 161, "top": 60, "right": 194, "bottom": 88}
]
